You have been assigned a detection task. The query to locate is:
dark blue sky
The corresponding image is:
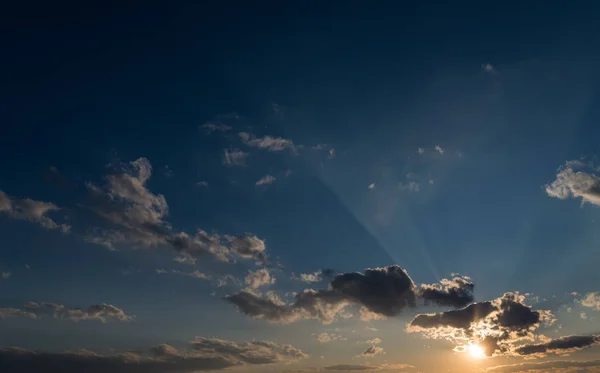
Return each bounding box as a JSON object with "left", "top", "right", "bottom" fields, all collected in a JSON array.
[{"left": 2, "top": 2, "right": 600, "bottom": 373}]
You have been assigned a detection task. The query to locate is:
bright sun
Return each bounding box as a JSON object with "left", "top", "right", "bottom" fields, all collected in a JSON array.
[{"left": 468, "top": 344, "right": 486, "bottom": 359}]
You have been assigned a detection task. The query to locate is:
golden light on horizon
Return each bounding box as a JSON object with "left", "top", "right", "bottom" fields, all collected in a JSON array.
[{"left": 467, "top": 344, "right": 486, "bottom": 359}]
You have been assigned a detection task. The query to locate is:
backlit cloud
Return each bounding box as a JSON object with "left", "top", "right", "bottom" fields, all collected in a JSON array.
[
  {"left": 581, "top": 292, "right": 600, "bottom": 310},
  {"left": 408, "top": 292, "right": 555, "bottom": 357},
  {"left": 316, "top": 332, "right": 346, "bottom": 343},
  {"left": 226, "top": 265, "right": 474, "bottom": 324},
  {"left": 360, "top": 345, "right": 384, "bottom": 357},
  {"left": 0, "top": 302, "right": 132, "bottom": 322}
]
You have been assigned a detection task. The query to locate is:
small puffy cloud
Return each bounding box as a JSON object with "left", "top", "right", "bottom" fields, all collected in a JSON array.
[
  {"left": 0, "top": 337, "right": 307, "bottom": 373},
  {"left": 359, "top": 307, "right": 387, "bottom": 322},
  {"left": 515, "top": 335, "right": 600, "bottom": 357},
  {"left": 239, "top": 132, "right": 294, "bottom": 151},
  {"left": 581, "top": 312, "right": 588, "bottom": 320},
  {"left": 316, "top": 332, "right": 346, "bottom": 343},
  {"left": 227, "top": 234, "right": 268, "bottom": 262},
  {"left": 545, "top": 161, "right": 600, "bottom": 206},
  {"left": 297, "top": 270, "right": 329, "bottom": 283},
  {"left": 155, "top": 268, "right": 167, "bottom": 274},
  {"left": 196, "top": 181, "right": 209, "bottom": 188},
  {"left": 434, "top": 145, "right": 444, "bottom": 155},
  {"left": 359, "top": 345, "right": 384, "bottom": 357},
  {"left": 328, "top": 149, "right": 336, "bottom": 159},
  {"left": 0, "top": 190, "right": 70, "bottom": 232},
  {"left": 482, "top": 63, "right": 495, "bottom": 73},
  {"left": 368, "top": 183, "right": 375, "bottom": 190},
  {"left": 417, "top": 148, "right": 424, "bottom": 155},
  {"left": 223, "top": 149, "right": 249, "bottom": 166},
  {"left": 244, "top": 268, "right": 275, "bottom": 289},
  {"left": 581, "top": 292, "right": 600, "bottom": 310},
  {"left": 256, "top": 175, "right": 276, "bottom": 186},
  {"left": 0, "top": 272, "right": 10, "bottom": 279}
]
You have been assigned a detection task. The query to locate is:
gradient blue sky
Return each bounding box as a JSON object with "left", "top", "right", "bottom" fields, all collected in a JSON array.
[{"left": 2, "top": 2, "right": 600, "bottom": 373}]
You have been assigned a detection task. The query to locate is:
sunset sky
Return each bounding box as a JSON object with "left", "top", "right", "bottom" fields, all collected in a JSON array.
[{"left": 2, "top": 2, "right": 600, "bottom": 373}]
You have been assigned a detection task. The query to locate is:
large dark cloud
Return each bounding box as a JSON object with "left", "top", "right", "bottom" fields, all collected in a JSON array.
[
  {"left": 85, "top": 157, "right": 268, "bottom": 263},
  {"left": 226, "top": 265, "right": 474, "bottom": 324},
  {"left": 515, "top": 335, "right": 600, "bottom": 357},
  {"left": 408, "top": 292, "right": 552, "bottom": 357},
  {"left": 0, "top": 337, "right": 307, "bottom": 373}
]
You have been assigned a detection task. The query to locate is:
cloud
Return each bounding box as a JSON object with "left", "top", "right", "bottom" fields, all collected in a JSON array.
[
  {"left": 399, "top": 182, "right": 420, "bottom": 192},
  {"left": 515, "top": 335, "right": 600, "bottom": 357},
  {"left": 244, "top": 268, "right": 275, "bottom": 289},
  {"left": 222, "top": 149, "right": 249, "bottom": 166},
  {"left": 0, "top": 337, "right": 306, "bottom": 373},
  {"left": 256, "top": 175, "right": 276, "bottom": 186},
  {"left": 239, "top": 132, "right": 294, "bottom": 151},
  {"left": 200, "top": 122, "right": 232, "bottom": 134},
  {"left": 419, "top": 276, "right": 475, "bottom": 308},
  {"left": 171, "top": 270, "right": 211, "bottom": 280},
  {"left": 434, "top": 145, "right": 444, "bottom": 155},
  {"left": 324, "top": 364, "right": 413, "bottom": 371},
  {"left": 545, "top": 161, "right": 600, "bottom": 206},
  {"left": 582, "top": 292, "right": 600, "bottom": 310},
  {"left": 486, "top": 359, "right": 600, "bottom": 373},
  {"left": 0, "top": 190, "right": 70, "bottom": 232},
  {"left": 226, "top": 265, "right": 472, "bottom": 324},
  {"left": 368, "top": 183, "right": 375, "bottom": 190},
  {"left": 85, "top": 158, "right": 266, "bottom": 264},
  {"left": 408, "top": 292, "right": 554, "bottom": 357},
  {"left": 482, "top": 63, "right": 495, "bottom": 73},
  {"left": 196, "top": 181, "right": 209, "bottom": 188},
  {"left": 0, "top": 308, "right": 37, "bottom": 319},
  {"left": 0, "top": 272, "right": 10, "bottom": 279},
  {"left": 417, "top": 148, "right": 424, "bottom": 155},
  {"left": 316, "top": 332, "right": 346, "bottom": 343},
  {"left": 360, "top": 345, "right": 384, "bottom": 357},
  {"left": 22, "top": 302, "right": 132, "bottom": 322},
  {"left": 360, "top": 337, "right": 382, "bottom": 345},
  {"left": 297, "top": 270, "right": 330, "bottom": 283}
]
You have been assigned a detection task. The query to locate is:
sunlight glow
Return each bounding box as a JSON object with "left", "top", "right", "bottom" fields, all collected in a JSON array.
[{"left": 468, "top": 344, "right": 486, "bottom": 359}]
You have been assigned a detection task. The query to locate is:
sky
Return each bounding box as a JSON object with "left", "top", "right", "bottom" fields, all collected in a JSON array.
[{"left": 2, "top": 2, "right": 600, "bottom": 373}]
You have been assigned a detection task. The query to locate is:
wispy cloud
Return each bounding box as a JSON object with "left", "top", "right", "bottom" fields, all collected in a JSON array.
[
  {"left": 222, "top": 149, "right": 249, "bottom": 166},
  {"left": 256, "top": 175, "right": 276, "bottom": 186},
  {"left": 0, "top": 191, "right": 70, "bottom": 232},
  {"left": 368, "top": 183, "right": 375, "bottom": 190},
  {"left": 581, "top": 292, "right": 600, "bottom": 310},
  {"left": 239, "top": 132, "right": 294, "bottom": 151},
  {"left": 482, "top": 63, "right": 496, "bottom": 74},
  {"left": 434, "top": 145, "right": 444, "bottom": 155},
  {"left": 0, "top": 271, "right": 10, "bottom": 279},
  {"left": 316, "top": 332, "right": 346, "bottom": 343},
  {"left": 1, "top": 301, "right": 132, "bottom": 322},
  {"left": 0, "top": 337, "right": 307, "bottom": 373}
]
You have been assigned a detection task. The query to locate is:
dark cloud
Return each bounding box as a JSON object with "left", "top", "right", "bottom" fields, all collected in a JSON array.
[
  {"left": 227, "top": 265, "right": 473, "bottom": 324},
  {"left": 515, "top": 335, "right": 600, "bottom": 357},
  {"left": 0, "top": 338, "right": 306, "bottom": 373},
  {"left": 0, "top": 190, "right": 70, "bottom": 232},
  {"left": 85, "top": 157, "right": 268, "bottom": 263},
  {"left": 361, "top": 345, "right": 384, "bottom": 357},
  {"left": 419, "top": 276, "right": 474, "bottom": 308},
  {"left": 408, "top": 292, "right": 553, "bottom": 357}
]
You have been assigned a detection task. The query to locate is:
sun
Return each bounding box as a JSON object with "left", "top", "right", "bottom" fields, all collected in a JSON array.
[{"left": 467, "top": 344, "right": 486, "bottom": 359}]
